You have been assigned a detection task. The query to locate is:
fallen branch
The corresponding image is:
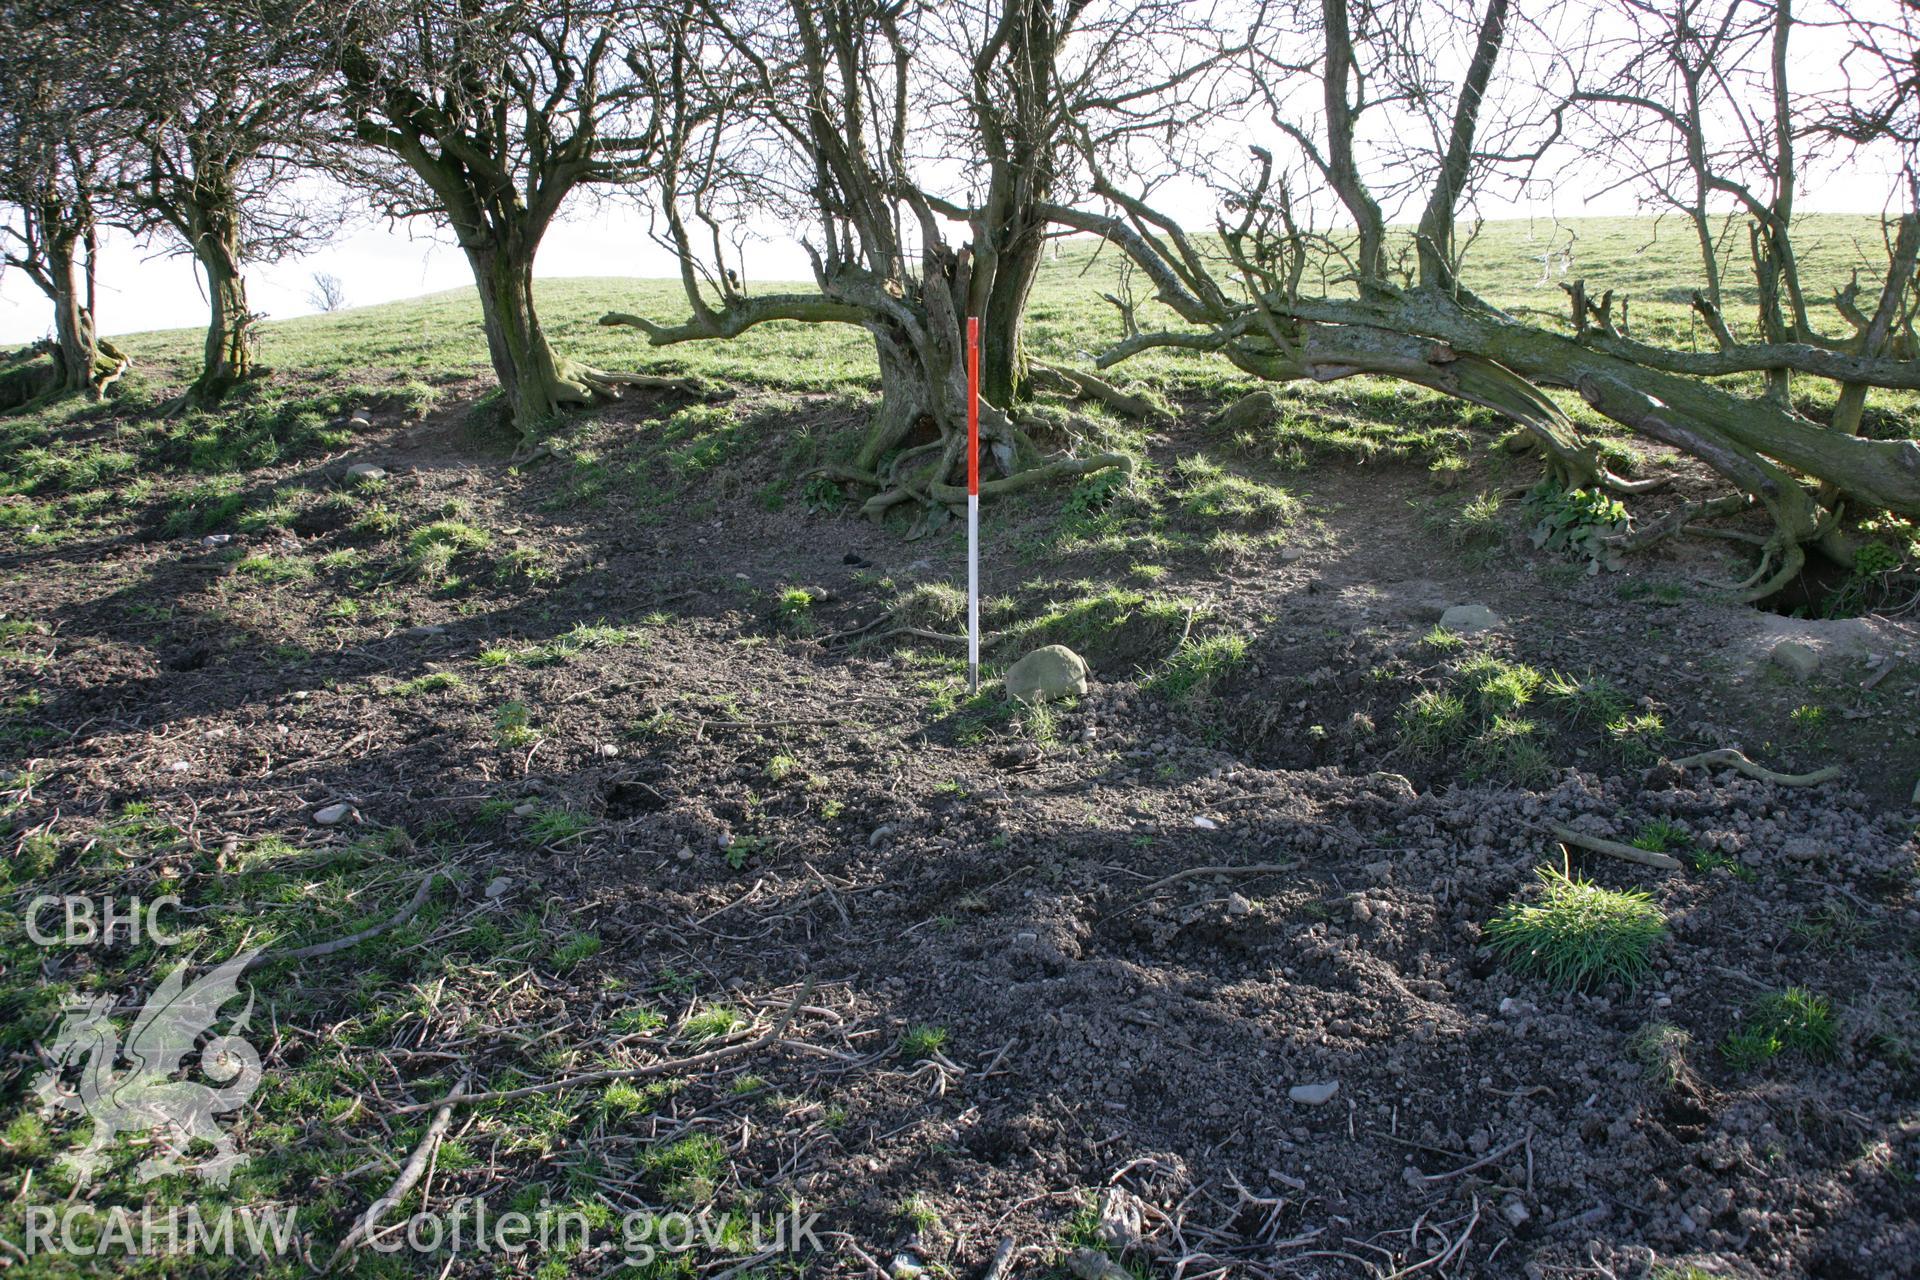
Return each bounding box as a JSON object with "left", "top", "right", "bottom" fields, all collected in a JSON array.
[
  {"left": 330, "top": 1075, "right": 466, "bottom": 1265},
  {"left": 390, "top": 978, "right": 812, "bottom": 1114},
  {"left": 1546, "top": 823, "right": 1683, "bottom": 871},
  {"left": 1669, "top": 748, "right": 1842, "bottom": 787},
  {"left": 246, "top": 871, "right": 440, "bottom": 972}
]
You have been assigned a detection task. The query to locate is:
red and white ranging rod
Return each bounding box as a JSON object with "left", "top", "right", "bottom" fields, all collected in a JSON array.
[{"left": 966, "top": 316, "right": 981, "bottom": 695}]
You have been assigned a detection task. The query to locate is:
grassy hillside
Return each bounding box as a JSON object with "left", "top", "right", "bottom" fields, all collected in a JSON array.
[{"left": 92, "top": 213, "right": 1905, "bottom": 401}]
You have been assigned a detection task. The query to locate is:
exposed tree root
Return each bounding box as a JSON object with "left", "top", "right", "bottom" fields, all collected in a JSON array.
[
  {"left": 1030, "top": 360, "right": 1169, "bottom": 420},
  {"left": 563, "top": 364, "right": 722, "bottom": 401},
  {"left": 928, "top": 451, "right": 1134, "bottom": 504},
  {"left": 1670, "top": 749, "right": 1842, "bottom": 787}
]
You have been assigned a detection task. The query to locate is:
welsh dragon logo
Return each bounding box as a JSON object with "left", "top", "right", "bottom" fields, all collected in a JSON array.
[{"left": 33, "top": 948, "right": 265, "bottom": 1187}]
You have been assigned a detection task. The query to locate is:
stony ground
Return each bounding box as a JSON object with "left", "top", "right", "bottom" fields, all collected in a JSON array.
[{"left": 1, "top": 375, "right": 1917, "bottom": 1280}]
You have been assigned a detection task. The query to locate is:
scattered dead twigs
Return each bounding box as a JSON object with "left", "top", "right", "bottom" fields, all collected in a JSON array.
[
  {"left": 330, "top": 1074, "right": 467, "bottom": 1265},
  {"left": 1545, "top": 823, "right": 1683, "bottom": 872},
  {"left": 1669, "top": 748, "right": 1842, "bottom": 787},
  {"left": 389, "top": 978, "right": 812, "bottom": 1115},
  {"left": 245, "top": 871, "right": 441, "bottom": 972}
]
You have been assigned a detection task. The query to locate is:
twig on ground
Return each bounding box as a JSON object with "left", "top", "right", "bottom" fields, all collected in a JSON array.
[
  {"left": 981, "top": 1237, "right": 1018, "bottom": 1280},
  {"left": 247, "top": 871, "right": 441, "bottom": 972},
  {"left": 331, "top": 1075, "right": 467, "bottom": 1264},
  {"left": 1545, "top": 824, "right": 1683, "bottom": 871},
  {"left": 1415, "top": 1134, "right": 1527, "bottom": 1184}
]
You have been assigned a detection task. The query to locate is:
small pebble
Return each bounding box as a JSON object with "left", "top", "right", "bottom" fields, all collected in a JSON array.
[
  {"left": 313, "top": 802, "right": 353, "bottom": 826},
  {"left": 1288, "top": 1081, "right": 1339, "bottom": 1105},
  {"left": 484, "top": 876, "right": 511, "bottom": 899}
]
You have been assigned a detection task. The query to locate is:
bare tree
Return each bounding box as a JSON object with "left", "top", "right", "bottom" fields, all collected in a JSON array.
[
  {"left": 603, "top": 0, "right": 1248, "bottom": 526},
  {"left": 308, "top": 270, "right": 347, "bottom": 312},
  {"left": 319, "top": 0, "right": 703, "bottom": 435},
  {"left": 98, "top": 0, "right": 337, "bottom": 403},
  {"left": 0, "top": 0, "right": 127, "bottom": 400},
  {"left": 1052, "top": 0, "right": 1920, "bottom": 599}
]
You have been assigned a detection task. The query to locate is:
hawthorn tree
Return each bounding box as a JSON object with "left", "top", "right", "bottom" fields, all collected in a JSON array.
[
  {"left": 0, "top": 0, "right": 126, "bottom": 400},
  {"left": 321, "top": 0, "right": 699, "bottom": 435},
  {"left": 603, "top": 0, "right": 1249, "bottom": 527},
  {"left": 1052, "top": 0, "right": 1920, "bottom": 598},
  {"left": 104, "top": 0, "right": 337, "bottom": 403}
]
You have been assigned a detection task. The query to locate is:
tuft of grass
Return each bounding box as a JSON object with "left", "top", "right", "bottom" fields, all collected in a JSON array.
[
  {"left": 1458, "top": 653, "right": 1542, "bottom": 715},
  {"left": 1542, "top": 670, "right": 1631, "bottom": 727},
  {"left": 550, "top": 931, "right": 602, "bottom": 970},
  {"left": 1629, "top": 819, "right": 1690, "bottom": 855},
  {"left": 493, "top": 700, "right": 536, "bottom": 747},
  {"left": 1722, "top": 987, "right": 1838, "bottom": 1069},
  {"left": 682, "top": 1004, "right": 745, "bottom": 1041},
  {"left": 896, "top": 1193, "right": 941, "bottom": 1232},
  {"left": 526, "top": 806, "right": 592, "bottom": 846},
  {"left": 1632, "top": 1021, "right": 1696, "bottom": 1093},
  {"left": 642, "top": 1134, "right": 728, "bottom": 1206},
  {"left": 1465, "top": 713, "right": 1553, "bottom": 785},
  {"left": 1606, "top": 710, "right": 1667, "bottom": 763},
  {"left": 1486, "top": 865, "right": 1666, "bottom": 991},
  {"left": 1170, "top": 454, "right": 1299, "bottom": 526},
  {"left": 1397, "top": 689, "right": 1469, "bottom": 752},
  {"left": 233, "top": 553, "right": 312, "bottom": 583},
  {"left": 391, "top": 671, "right": 465, "bottom": 697},
  {"left": 1146, "top": 633, "right": 1247, "bottom": 705},
  {"left": 1421, "top": 624, "right": 1465, "bottom": 651},
  {"left": 406, "top": 519, "right": 491, "bottom": 581},
  {"left": 774, "top": 586, "right": 818, "bottom": 635},
  {"left": 898, "top": 1025, "right": 949, "bottom": 1059},
  {"left": 1790, "top": 902, "right": 1871, "bottom": 954}
]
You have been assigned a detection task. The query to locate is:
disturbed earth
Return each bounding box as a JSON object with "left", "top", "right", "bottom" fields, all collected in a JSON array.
[{"left": 2, "top": 380, "right": 1917, "bottom": 1280}]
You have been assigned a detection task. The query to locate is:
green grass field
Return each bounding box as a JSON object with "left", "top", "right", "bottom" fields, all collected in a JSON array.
[{"left": 85, "top": 213, "right": 1908, "bottom": 404}]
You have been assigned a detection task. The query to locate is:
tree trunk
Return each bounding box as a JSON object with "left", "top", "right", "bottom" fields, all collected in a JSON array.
[
  {"left": 46, "top": 233, "right": 99, "bottom": 396},
  {"left": 465, "top": 237, "right": 599, "bottom": 434},
  {"left": 979, "top": 225, "right": 1044, "bottom": 406},
  {"left": 856, "top": 326, "right": 939, "bottom": 474},
  {"left": 187, "top": 195, "right": 255, "bottom": 404}
]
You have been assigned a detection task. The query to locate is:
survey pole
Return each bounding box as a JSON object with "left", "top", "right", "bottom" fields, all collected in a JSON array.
[{"left": 966, "top": 316, "right": 981, "bottom": 695}]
